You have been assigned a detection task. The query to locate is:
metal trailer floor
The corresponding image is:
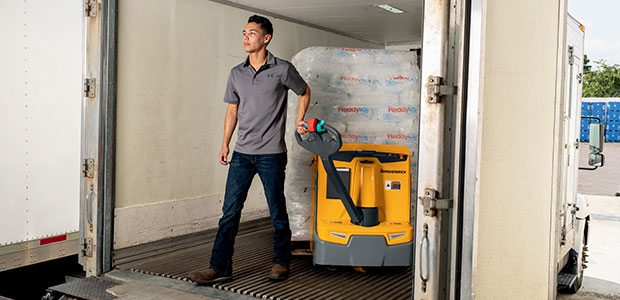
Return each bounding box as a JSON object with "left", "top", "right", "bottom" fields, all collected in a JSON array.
[{"left": 113, "top": 219, "right": 413, "bottom": 300}]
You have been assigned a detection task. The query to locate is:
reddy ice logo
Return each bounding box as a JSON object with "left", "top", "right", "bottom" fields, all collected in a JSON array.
[
  {"left": 385, "top": 75, "right": 413, "bottom": 86},
  {"left": 336, "top": 106, "right": 370, "bottom": 116},
  {"left": 338, "top": 76, "right": 381, "bottom": 87},
  {"left": 387, "top": 134, "right": 417, "bottom": 142},
  {"left": 341, "top": 133, "right": 369, "bottom": 142},
  {"left": 389, "top": 75, "right": 411, "bottom": 81},
  {"left": 340, "top": 76, "right": 361, "bottom": 82},
  {"left": 382, "top": 106, "right": 417, "bottom": 121},
  {"left": 387, "top": 106, "right": 417, "bottom": 114}
]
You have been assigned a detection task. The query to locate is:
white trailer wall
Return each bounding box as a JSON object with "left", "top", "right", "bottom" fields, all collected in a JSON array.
[
  {"left": 0, "top": 0, "right": 81, "bottom": 246},
  {"left": 471, "top": 0, "right": 565, "bottom": 297},
  {"left": 113, "top": 0, "right": 379, "bottom": 249}
]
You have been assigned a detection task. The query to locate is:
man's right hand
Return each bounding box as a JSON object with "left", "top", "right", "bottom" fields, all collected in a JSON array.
[{"left": 219, "top": 146, "right": 230, "bottom": 165}]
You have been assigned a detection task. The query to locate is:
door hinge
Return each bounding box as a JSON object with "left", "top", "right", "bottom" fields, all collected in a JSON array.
[
  {"left": 82, "top": 238, "right": 93, "bottom": 257},
  {"left": 419, "top": 188, "right": 453, "bottom": 217},
  {"left": 426, "top": 76, "right": 456, "bottom": 103},
  {"left": 84, "top": 78, "right": 96, "bottom": 98},
  {"left": 84, "top": 0, "right": 99, "bottom": 18},
  {"left": 560, "top": 225, "right": 567, "bottom": 245},
  {"left": 568, "top": 46, "right": 575, "bottom": 65},
  {"left": 82, "top": 158, "right": 95, "bottom": 178}
]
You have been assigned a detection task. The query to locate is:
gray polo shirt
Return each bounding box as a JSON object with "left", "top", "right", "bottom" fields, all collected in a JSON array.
[{"left": 224, "top": 51, "right": 307, "bottom": 155}]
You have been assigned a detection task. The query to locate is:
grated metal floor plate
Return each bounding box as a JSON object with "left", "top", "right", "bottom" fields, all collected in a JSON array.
[
  {"left": 47, "top": 277, "right": 119, "bottom": 300},
  {"left": 113, "top": 220, "right": 413, "bottom": 300}
]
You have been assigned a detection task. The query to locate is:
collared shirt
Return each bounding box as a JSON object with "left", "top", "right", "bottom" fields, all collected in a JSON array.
[{"left": 224, "top": 51, "right": 307, "bottom": 154}]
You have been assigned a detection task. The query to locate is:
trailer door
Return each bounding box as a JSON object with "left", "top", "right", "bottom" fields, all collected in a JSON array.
[
  {"left": 79, "top": 0, "right": 117, "bottom": 276},
  {"left": 415, "top": 0, "right": 468, "bottom": 298},
  {"left": 558, "top": 16, "right": 585, "bottom": 248}
]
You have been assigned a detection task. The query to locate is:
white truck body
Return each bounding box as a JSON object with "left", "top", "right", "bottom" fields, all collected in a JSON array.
[
  {"left": 0, "top": 0, "right": 586, "bottom": 299},
  {"left": 553, "top": 14, "right": 591, "bottom": 293},
  {"left": 0, "top": 0, "right": 82, "bottom": 272}
]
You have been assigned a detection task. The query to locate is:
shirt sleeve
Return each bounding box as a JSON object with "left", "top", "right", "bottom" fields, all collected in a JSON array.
[
  {"left": 281, "top": 63, "right": 308, "bottom": 96},
  {"left": 223, "top": 71, "right": 240, "bottom": 104}
]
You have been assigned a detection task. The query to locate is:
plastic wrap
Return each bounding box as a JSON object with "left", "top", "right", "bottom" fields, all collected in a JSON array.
[{"left": 285, "top": 47, "right": 421, "bottom": 241}]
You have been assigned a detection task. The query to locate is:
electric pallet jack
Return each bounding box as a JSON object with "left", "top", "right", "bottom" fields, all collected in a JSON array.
[{"left": 295, "top": 118, "right": 413, "bottom": 267}]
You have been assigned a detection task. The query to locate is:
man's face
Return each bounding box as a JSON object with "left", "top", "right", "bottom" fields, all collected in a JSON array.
[{"left": 243, "top": 22, "right": 271, "bottom": 53}]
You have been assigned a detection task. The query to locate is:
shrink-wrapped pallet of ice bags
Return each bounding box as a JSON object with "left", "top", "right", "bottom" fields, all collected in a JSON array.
[{"left": 285, "top": 47, "right": 421, "bottom": 241}]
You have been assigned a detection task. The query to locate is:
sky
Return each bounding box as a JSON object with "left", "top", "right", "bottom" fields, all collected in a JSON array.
[{"left": 569, "top": 0, "right": 620, "bottom": 65}]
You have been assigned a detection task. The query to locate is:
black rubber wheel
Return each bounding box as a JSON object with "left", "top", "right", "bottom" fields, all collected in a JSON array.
[{"left": 325, "top": 265, "right": 338, "bottom": 272}]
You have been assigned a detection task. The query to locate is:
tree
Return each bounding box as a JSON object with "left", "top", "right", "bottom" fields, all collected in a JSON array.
[
  {"left": 582, "top": 59, "right": 620, "bottom": 97},
  {"left": 583, "top": 54, "right": 591, "bottom": 73}
]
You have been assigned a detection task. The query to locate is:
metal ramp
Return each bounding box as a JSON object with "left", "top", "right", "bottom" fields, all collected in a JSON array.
[{"left": 113, "top": 219, "right": 413, "bottom": 300}]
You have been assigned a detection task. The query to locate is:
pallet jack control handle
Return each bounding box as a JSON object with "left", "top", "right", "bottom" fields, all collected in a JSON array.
[{"left": 295, "top": 118, "right": 365, "bottom": 226}]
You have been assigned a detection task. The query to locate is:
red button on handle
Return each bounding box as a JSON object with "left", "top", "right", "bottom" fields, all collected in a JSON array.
[{"left": 307, "top": 118, "right": 319, "bottom": 132}]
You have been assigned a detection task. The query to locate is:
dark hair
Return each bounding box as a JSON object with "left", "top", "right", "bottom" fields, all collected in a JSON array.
[{"left": 248, "top": 15, "right": 273, "bottom": 36}]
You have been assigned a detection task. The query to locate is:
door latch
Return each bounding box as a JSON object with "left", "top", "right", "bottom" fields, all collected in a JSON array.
[{"left": 420, "top": 188, "right": 453, "bottom": 217}]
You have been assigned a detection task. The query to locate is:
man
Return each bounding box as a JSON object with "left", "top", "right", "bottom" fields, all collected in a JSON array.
[{"left": 187, "top": 15, "right": 310, "bottom": 285}]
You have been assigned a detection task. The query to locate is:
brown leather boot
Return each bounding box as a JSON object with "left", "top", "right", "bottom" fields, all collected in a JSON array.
[
  {"left": 187, "top": 268, "right": 232, "bottom": 285},
  {"left": 268, "top": 263, "right": 290, "bottom": 281}
]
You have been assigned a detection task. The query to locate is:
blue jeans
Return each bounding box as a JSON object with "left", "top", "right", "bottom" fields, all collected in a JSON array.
[{"left": 210, "top": 151, "right": 291, "bottom": 275}]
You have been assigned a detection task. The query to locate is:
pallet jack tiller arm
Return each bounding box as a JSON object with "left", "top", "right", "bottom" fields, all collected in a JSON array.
[{"left": 295, "top": 118, "right": 367, "bottom": 226}]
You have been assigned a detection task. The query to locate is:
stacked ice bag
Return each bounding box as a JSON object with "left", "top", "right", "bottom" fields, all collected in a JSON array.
[{"left": 285, "top": 47, "right": 421, "bottom": 241}]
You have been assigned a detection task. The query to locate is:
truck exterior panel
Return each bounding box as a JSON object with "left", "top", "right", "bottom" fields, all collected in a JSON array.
[{"left": 0, "top": 0, "right": 82, "bottom": 271}]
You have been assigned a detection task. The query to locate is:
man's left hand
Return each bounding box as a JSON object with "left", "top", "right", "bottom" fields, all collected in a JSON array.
[{"left": 296, "top": 120, "right": 308, "bottom": 135}]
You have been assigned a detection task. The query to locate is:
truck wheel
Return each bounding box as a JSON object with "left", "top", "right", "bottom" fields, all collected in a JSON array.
[{"left": 325, "top": 265, "right": 338, "bottom": 272}]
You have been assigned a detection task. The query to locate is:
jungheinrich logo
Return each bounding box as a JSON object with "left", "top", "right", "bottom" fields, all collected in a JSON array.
[{"left": 380, "top": 169, "right": 407, "bottom": 174}]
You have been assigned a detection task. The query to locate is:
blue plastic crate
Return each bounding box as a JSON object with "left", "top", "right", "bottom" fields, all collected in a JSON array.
[
  {"left": 605, "top": 130, "right": 619, "bottom": 143},
  {"left": 608, "top": 102, "right": 620, "bottom": 111},
  {"left": 608, "top": 119, "right": 620, "bottom": 125},
  {"left": 591, "top": 102, "right": 607, "bottom": 110},
  {"left": 581, "top": 102, "right": 591, "bottom": 114},
  {"left": 608, "top": 112, "right": 620, "bottom": 122},
  {"left": 607, "top": 123, "right": 620, "bottom": 131},
  {"left": 589, "top": 112, "right": 606, "bottom": 122}
]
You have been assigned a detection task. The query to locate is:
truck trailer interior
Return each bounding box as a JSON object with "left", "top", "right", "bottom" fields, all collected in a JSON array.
[{"left": 79, "top": 0, "right": 466, "bottom": 299}]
